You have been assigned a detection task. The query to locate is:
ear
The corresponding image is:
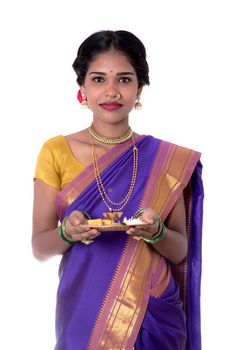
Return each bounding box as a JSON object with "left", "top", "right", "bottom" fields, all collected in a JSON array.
[
  {"left": 80, "top": 85, "right": 85, "bottom": 94},
  {"left": 137, "top": 87, "right": 143, "bottom": 97}
]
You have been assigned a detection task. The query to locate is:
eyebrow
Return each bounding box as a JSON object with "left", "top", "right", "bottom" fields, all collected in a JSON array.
[{"left": 89, "top": 71, "right": 135, "bottom": 76}]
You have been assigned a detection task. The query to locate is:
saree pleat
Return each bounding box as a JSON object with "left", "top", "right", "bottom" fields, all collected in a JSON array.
[
  {"left": 55, "top": 135, "right": 203, "bottom": 350},
  {"left": 135, "top": 275, "right": 186, "bottom": 350}
]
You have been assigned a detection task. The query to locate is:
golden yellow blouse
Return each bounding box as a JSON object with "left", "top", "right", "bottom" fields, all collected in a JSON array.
[{"left": 34, "top": 135, "right": 86, "bottom": 189}]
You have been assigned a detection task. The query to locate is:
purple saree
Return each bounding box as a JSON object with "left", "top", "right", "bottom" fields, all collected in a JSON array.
[{"left": 55, "top": 135, "right": 203, "bottom": 350}]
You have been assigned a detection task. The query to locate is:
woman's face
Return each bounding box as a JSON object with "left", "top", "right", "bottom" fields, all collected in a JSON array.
[{"left": 81, "top": 50, "right": 141, "bottom": 123}]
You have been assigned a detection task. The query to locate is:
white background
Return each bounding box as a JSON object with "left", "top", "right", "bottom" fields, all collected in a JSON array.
[{"left": 0, "top": 0, "right": 233, "bottom": 349}]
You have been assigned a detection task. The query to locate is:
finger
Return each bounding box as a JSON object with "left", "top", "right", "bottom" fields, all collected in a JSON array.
[
  {"left": 67, "top": 210, "right": 85, "bottom": 226},
  {"left": 135, "top": 223, "right": 151, "bottom": 231},
  {"left": 72, "top": 226, "right": 98, "bottom": 236},
  {"left": 65, "top": 221, "right": 89, "bottom": 238},
  {"left": 140, "top": 208, "right": 160, "bottom": 224},
  {"left": 130, "top": 225, "right": 156, "bottom": 240},
  {"left": 126, "top": 227, "right": 136, "bottom": 235},
  {"left": 140, "top": 213, "right": 155, "bottom": 225},
  {"left": 83, "top": 229, "right": 101, "bottom": 240},
  {"left": 72, "top": 229, "right": 100, "bottom": 242}
]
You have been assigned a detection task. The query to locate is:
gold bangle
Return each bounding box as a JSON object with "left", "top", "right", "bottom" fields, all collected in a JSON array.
[
  {"left": 58, "top": 224, "right": 73, "bottom": 244},
  {"left": 61, "top": 218, "right": 72, "bottom": 238}
]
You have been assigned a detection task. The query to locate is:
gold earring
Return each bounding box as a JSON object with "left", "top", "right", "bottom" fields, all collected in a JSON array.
[
  {"left": 135, "top": 96, "right": 142, "bottom": 110},
  {"left": 81, "top": 93, "right": 88, "bottom": 108},
  {"left": 81, "top": 100, "right": 88, "bottom": 108}
]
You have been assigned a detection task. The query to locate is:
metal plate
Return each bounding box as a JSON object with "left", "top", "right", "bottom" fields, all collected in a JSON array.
[{"left": 80, "top": 222, "right": 146, "bottom": 231}]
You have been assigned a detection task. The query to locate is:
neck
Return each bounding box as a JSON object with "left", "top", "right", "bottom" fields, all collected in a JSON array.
[
  {"left": 89, "top": 123, "right": 133, "bottom": 145},
  {"left": 92, "top": 118, "right": 130, "bottom": 137}
]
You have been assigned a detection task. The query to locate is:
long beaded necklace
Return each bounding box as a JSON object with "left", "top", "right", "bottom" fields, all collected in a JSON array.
[{"left": 89, "top": 126, "right": 138, "bottom": 212}]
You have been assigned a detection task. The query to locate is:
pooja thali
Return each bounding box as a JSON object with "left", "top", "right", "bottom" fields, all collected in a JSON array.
[
  {"left": 80, "top": 223, "right": 147, "bottom": 231},
  {"left": 80, "top": 223, "right": 130, "bottom": 231},
  {"left": 80, "top": 212, "right": 146, "bottom": 231}
]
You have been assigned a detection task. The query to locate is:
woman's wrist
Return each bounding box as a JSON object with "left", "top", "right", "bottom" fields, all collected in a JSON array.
[
  {"left": 133, "top": 208, "right": 166, "bottom": 245},
  {"left": 58, "top": 217, "right": 73, "bottom": 244},
  {"left": 143, "top": 221, "right": 166, "bottom": 244},
  {"left": 58, "top": 210, "right": 92, "bottom": 245}
]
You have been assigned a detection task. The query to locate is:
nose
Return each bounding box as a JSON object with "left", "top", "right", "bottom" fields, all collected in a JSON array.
[{"left": 105, "top": 81, "right": 120, "bottom": 100}]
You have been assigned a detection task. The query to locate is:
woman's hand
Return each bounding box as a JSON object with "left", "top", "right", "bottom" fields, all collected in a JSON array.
[
  {"left": 125, "top": 194, "right": 188, "bottom": 264},
  {"left": 126, "top": 208, "right": 160, "bottom": 240},
  {"left": 64, "top": 210, "right": 101, "bottom": 243}
]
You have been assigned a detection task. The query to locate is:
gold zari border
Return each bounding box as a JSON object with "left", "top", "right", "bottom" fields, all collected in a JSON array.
[{"left": 87, "top": 242, "right": 159, "bottom": 349}]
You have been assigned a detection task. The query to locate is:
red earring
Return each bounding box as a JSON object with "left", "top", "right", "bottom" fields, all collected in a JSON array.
[{"left": 77, "top": 90, "right": 88, "bottom": 108}]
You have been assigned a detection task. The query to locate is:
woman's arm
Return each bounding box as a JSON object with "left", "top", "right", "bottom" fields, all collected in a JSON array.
[
  {"left": 32, "top": 179, "right": 70, "bottom": 261},
  {"left": 32, "top": 179, "right": 100, "bottom": 261},
  {"left": 126, "top": 193, "right": 187, "bottom": 264},
  {"left": 153, "top": 193, "right": 187, "bottom": 264}
]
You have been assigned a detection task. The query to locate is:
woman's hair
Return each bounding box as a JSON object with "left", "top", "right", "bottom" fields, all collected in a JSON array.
[{"left": 72, "top": 30, "right": 150, "bottom": 88}]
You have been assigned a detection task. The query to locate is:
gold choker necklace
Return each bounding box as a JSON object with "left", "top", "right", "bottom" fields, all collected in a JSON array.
[
  {"left": 89, "top": 124, "right": 133, "bottom": 144},
  {"left": 90, "top": 134, "right": 138, "bottom": 212}
]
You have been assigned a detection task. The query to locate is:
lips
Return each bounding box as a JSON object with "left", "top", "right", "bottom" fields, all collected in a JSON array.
[{"left": 100, "top": 102, "right": 122, "bottom": 111}]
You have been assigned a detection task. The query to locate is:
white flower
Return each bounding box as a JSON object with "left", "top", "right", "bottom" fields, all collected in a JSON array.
[{"left": 123, "top": 217, "right": 144, "bottom": 225}]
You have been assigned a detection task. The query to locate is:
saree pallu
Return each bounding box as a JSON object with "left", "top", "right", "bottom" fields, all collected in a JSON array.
[{"left": 55, "top": 135, "right": 203, "bottom": 350}]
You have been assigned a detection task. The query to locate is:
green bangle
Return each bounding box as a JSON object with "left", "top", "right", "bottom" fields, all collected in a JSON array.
[
  {"left": 133, "top": 208, "right": 146, "bottom": 218},
  {"left": 58, "top": 224, "right": 73, "bottom": 244},
  {"left": 58, "top": 212, "right": 91, "bottom": 245},
  {"left": 144, "top": 222, "right": 166, "bottom": 245}
]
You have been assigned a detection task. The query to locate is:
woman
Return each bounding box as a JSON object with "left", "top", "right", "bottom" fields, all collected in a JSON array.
[{"left": 32, "top": 30, "right": 203, "bottom": 350}]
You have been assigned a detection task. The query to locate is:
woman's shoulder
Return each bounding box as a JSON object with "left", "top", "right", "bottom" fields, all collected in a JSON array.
[
  {"left": 144, "top": 134, "right": 201, "bottom": 155},
  {"left": 42, "top": 135, "right": 65, "bottom": 150},
  {"left": 37, "top": 135, "right": 73, "bottom": 168}
]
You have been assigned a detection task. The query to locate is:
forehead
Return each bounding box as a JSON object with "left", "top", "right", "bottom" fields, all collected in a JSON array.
[{"left": 87, "top": 51, "right": 135, "bottom": 73}]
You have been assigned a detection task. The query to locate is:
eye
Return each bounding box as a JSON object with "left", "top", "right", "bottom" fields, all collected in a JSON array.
[
  {"left": 119, "top": 76, "right": 132, "bottom": 83},
  {"left": 92, "top": 76, "right": 105, "bottom": 83}
]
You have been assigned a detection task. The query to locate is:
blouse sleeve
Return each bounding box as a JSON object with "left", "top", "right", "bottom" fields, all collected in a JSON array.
[{"left": 34, "top": 140, "right": 61, "bottom": 189}]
